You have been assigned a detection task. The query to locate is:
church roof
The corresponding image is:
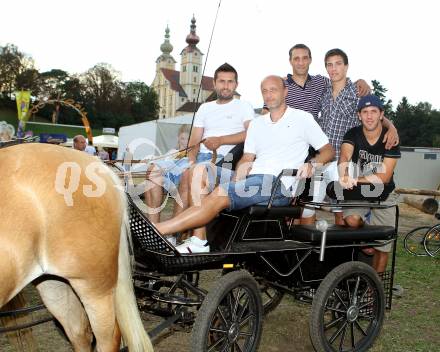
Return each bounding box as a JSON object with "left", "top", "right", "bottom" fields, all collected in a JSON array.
[{"left": 160, "top": 68, "right": 214, "bottom": 96}]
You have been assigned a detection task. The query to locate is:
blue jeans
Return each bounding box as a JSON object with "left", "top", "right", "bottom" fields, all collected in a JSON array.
[
  {"left": 220, "top": 174, "right": 292, "bottom": 211},
  {"left": 153, "top": 152, "right": 223, "bottom": 192}
]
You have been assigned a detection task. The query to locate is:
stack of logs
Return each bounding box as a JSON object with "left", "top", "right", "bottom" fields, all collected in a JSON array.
[{"left": 395, "top": 187, "right": 440, "bottom": 214}]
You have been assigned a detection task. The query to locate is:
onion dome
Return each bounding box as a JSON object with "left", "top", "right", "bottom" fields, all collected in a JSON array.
[
  {"left": 185, "top": 15, "right": 200, "bottom": 46},
  {"left": 160, "top": 26, "right": 173, "bottom": 55}
]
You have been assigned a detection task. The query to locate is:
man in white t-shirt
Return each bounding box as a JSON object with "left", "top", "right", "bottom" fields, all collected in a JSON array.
[
  {"left": 145, "top": 63, "right": 254, "bottom": 223},
  {"left": 156, "top": 75, "right": 335, "bottom": 253}
]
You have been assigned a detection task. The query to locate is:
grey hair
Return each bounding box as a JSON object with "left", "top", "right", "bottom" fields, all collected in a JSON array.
[{"left": 0, "top": 121, "right": 15, "bottom": 137}]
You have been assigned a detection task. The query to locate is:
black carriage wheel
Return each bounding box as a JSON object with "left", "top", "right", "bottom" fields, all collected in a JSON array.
[
  {"left": 403, "top": 226, "right": 431, "bottom": 256},
  {"left": 257, "top": 279, "right": 284, "bottom": 315},
  {"left": 423, "top": 224, "right": 440, "bottom": 257},
  {"left": 190, "top": 270, "right": 263, "bottom": 352},
  {"left": 310, "top": 262, "right": 385, "bottom": 352}
]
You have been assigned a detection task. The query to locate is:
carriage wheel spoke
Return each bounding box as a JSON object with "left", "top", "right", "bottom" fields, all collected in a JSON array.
[
  {"left": 232, "top": 288, "right": 242, "bottom": 321},
  {"left": 346, "top": 279, "right": 352, "bottom": 303},
  {"left": 209, "top": 327, "right": 228, "bottom": 334},
  {"left": 216, "top": 306, "right": 228, "bottom": 326},
  {"left": 237, "top": 295, "right": 250, "bottom": 322},
  {"left": 334, "top": 290, "right": 348, "bottom": 310},
  {"left": 326, "top": 306, "right": 347, "bottom": 315},
  {"left": 220, "top": 341, "right": 230, "bottom": 352},
  {"left": 234, "top": 341, "right": 244, "bottom": 352},
  {"left": 354, "top": 320, "right": 368, "bottom": 336},
  {"left": 359, "top": 300, "right": 374, "bottom": 310},
  {"left": 324, "top": 315, "right": 345, "bottom": 330},
  {"left": 239, "top": 313, "right": 254, "bottom": 328},
  {"left": 359, "top": 285, "right": 371, "bottom": 303},
  {"left": 350, "top": 322, "right": 356, "bottom": 349},
  {"left": 329, "top": 321, "right": 348, "bottom": 345},
  {"left": 352, "top": 276, "right": 361, "bottom": 304},
  {"left": 338, "top": 322, "right": 348, "bottom": 351},
  {"left": 208, "top": 336, "right": 226, "bottom": 352}
]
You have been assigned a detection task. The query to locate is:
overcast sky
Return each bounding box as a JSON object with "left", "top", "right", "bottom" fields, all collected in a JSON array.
[{"left": 1, "top": 0, "right": 439, "bottom": 111}]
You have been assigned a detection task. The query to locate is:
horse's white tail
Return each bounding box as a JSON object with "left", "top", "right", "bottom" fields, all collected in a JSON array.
[{"left": 115, "top": 209, "right": 154, "bottom": 352}]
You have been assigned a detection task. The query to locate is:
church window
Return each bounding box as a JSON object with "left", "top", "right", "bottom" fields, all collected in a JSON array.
[
  {"left": 193, "top": 77, "right": 197, "bottom": 83},
  {"left": 183, "top": 65, "right": 187, "bottom": 72},
  {"left": 193, "top": 89, "right": 196, "bottom": 94},
  {"left": 193, "top": 65, "right": 198, "bottom": 72}
]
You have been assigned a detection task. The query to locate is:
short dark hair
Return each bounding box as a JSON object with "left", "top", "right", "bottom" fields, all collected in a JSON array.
[
  {"left": 214, "top": 63, "right": 238, "bottom": 81},
  {"left": 289, "top": 44, "right": 312, "bottom": 60},
  {"left": 324, "top": 48, "right": 349, "bottom": 65}
]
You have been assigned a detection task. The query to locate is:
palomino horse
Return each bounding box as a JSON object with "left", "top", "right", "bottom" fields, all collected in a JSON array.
[{"left": 0, "top": 143, "right": 153, "bottom": 352}]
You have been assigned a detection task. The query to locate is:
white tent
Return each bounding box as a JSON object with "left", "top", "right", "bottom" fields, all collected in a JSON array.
[
  {"left": 118, "top": 114, "right": 194, "bottom": 162},
  {"left": 93, "top": 134, "right": 119, "bottom": 148}
]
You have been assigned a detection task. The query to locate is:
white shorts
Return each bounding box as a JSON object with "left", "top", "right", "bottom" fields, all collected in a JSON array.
[{"left": 302, "top": 161, "right": 340, "bottom": 218}]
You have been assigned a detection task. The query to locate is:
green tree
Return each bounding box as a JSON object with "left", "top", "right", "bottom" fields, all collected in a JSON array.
[
  {"left": 40, "top": 69, "right": 70, "bottom": 99},
  {"left": 371, "top": 80, "right": 394, "bottom": 119},
  {"left": 0, "top": 44, "right": 35, "bottom": 97},
  {"left": 125, "top": 81, "right": 159, "bottom": 123},
  {"left": 394, "top": 97, "right": 440, "bottom": 147},
  {"left": 15, "top": 68, "right": 42, "bottom": 96},
  {"left": 82, "top": 63, "right": 131, "bottom": 128}
]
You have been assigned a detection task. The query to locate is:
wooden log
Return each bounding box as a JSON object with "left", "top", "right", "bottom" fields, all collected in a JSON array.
[
  {"left": 395, "top": 187, "right": 440, "bottom": 197},
  {"left": 402, "top": 195, "right": 439, "bottom": 214}
]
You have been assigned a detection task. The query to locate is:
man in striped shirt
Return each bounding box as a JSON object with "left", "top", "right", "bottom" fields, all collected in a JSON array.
[
  {"left": 301, "top": 48, "right": 399, "bottom": 225},
  {"left": 262, "top": 44, "right": 370, "bottom": 118}
]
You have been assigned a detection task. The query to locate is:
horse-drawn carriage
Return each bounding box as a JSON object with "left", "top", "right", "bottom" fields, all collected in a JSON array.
[
  {"left": 126, "top": 164, "right": 397, "bottom": 352},
  {"left": 0, "top": 143, "right": 398, "bottom": 352}
]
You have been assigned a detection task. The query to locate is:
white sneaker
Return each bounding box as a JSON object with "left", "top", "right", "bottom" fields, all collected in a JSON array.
[
  {"left": 175, "top": 236, "right": 210, "bottom": 254},
  {"left": 166, "top": 236, "right": 176, "bottom": 246}
]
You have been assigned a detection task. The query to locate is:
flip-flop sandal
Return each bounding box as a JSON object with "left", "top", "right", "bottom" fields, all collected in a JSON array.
[{"left": 362, "top": 247, "right": 375, "bottom": 256}]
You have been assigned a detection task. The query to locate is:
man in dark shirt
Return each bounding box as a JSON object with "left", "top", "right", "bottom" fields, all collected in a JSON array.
[{"left": 338, "top": 95, "right": 401, "bottom": 273}]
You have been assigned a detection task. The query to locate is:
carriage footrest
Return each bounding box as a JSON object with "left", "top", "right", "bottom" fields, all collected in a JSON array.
[{"left": 289, "top": 224, "right": 395, "bottom": 243}]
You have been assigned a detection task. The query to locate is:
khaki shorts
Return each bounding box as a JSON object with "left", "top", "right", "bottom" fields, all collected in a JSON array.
[{"left": 344, "top": 192, "right": 398, "bottom": 252}]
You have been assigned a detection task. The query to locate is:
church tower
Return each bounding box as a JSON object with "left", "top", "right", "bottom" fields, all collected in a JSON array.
[
  {"left": 156, "top": 25, "right": 176, "bottom": 71},
  {"left": 180, "top": 16, "right": 203, "bottom": 102},
  {"left": 152, "top": 26, "right": 177, "bottom": 118}
]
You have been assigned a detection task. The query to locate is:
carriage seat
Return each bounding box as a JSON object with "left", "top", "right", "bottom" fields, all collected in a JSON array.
[{"left": 289, "top": 224, "right": 396, "bottom": 243}]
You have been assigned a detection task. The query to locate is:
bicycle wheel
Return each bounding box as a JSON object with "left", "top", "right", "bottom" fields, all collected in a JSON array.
[
  {"left": 423, "top": 224, "right": 440, "bottom": 257},
  {"left": 404, "top": 226, "right": 431, "bottom": 256}
]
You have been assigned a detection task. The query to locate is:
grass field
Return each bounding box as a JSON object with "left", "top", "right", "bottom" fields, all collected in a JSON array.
[{"left": 0, "top": 108, "right": 101, "bottom": 138}]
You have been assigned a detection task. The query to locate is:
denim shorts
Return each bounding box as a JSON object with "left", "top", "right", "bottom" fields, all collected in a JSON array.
[
  {"left": 220, "top": 174, "right": 292, "bottom": 211},
  {"left": 154, "top": 152, "right": 223, "bottom": 191}
]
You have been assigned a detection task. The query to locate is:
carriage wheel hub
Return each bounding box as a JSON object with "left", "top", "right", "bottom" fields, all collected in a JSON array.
[
  {"left": 346, "top": 305, "right": 359, "bottom": 322},
  {"left": 228, "top": 323, "right": 240, "bottom": 342}
]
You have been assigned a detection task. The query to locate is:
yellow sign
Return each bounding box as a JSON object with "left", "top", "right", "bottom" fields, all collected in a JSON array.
[{"left": 15, "top": 90, "right": 31, "bottom": 126}]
